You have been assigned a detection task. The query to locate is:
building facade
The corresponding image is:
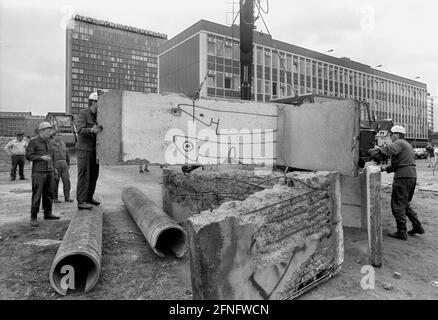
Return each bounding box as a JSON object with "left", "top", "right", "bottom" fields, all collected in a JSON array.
[
  {"left": 66, "top": 15, "right": 167, "bottom": 115},
  {"left": 159, "top": 20, "right": 429, "bottom": 145},
  {"left": 0, "top": 112, "right": 45, "bottom": 137},
  {"left": 427, "top": 93, "right": 434, "bottom": 133}
]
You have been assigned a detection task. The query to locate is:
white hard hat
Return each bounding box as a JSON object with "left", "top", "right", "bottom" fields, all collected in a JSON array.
[
  {"left": 390, "top": 125, "right": 406, "bottom": 135},
  {"left": 88, "top": 92, "right": 99, "bottom": 101},
  {"left": 38, "top": 122, "right": 52, "bottom": 130}
]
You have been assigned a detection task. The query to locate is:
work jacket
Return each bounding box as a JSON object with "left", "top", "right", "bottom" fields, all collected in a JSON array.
[
  {"left": 381, "top": 139, "right": 416, "bottom": 179},
  {"left": 50, "top": 138, "right": 70, "bottom": 169},
  {"left": 76, "top": 108, "right": 97, "bottom": 152},
  {"left": 25, "top": 136, "right": 55, "bottom": 172},
  {"left": 4, "top": 138, "right": 27, "bottom": 156}
]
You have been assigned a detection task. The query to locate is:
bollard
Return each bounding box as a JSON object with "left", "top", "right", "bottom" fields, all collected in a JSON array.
[
  {"left": 49, "top": 206, "right": 103, "bottom": 295},
  {"left": 122, "top": 186, "right": 187, "bottom": 258}
]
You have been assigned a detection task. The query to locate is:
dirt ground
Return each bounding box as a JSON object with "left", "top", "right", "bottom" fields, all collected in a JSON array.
[{"left": 0, "top": 158, "right": 437, "bottom": 300}]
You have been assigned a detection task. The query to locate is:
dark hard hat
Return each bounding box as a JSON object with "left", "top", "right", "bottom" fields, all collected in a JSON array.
[{"left": 16, "top": 132, "right": 24, "bottom": 136}]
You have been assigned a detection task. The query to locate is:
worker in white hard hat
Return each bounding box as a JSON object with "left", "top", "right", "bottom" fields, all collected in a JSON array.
[
  {"left": 368, "top": 125, "right": 424, "bottom": 240},
  {"left": 75, "top": 91, "right": 103, "bottom": 210},
  {"left": 25, "top": 122, "right": 60, "bottom": 227}
]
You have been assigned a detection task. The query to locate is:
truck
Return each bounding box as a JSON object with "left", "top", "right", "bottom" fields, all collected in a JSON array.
[{"left": 45, "top": 112, "right": 77, "bottom": 147}]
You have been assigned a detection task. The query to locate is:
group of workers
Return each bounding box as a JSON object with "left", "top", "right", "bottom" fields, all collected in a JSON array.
[{"left": 4, "top": 92, "right": 103, "bottom": 227}]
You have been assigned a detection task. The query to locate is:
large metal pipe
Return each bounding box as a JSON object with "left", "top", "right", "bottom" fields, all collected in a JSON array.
[
  {"left": 49, "top": 206, "right": 103, "bottom": 295},
  {"left": 122, "top": 186, "right": 187, "bottom": 258}
]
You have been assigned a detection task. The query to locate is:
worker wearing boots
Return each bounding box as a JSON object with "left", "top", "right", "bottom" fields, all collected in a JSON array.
[
  {"left": 50, "top": 131, "right": 73, "bottom": 203},
  {"left": 25, "top": 122, "right": 60, "bottom": 227},
  {"left": 369, "top": 125, "right": 424, "bottom": 240},
  {"left": 76, "top": 91, "right": 103, "bottom": 210},
  {"left": 4, "top": 132, "right": 28, "bottom": 181}
]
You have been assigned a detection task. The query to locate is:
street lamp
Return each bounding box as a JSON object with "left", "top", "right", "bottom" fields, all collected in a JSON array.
[
  {"left": 414, "top": 76, "right": 421, "bottom": 79},
  {"left": 325, "top": 49, "right": 334, "bottom": 53},
  {"left": 375, "top": 64, "right": 383, "bottom": 68}
]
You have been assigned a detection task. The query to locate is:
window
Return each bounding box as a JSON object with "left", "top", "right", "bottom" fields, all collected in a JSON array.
[
  {"left": 286, "top": 56, "right": 292, "bottom": 72},
  {"left": 232, "top": 44, "right": 239, "bottom": 60},
  {"left": 257, "top": 48, "right": 263, "bottom": 65},
  {"left": 255, "top": 79, "right": 262, "bottom": 94},
  {"left": 272, "top": 55, "right": 279, "bottom": 69},
  {"left": 224, "top": 46, "right": 232, "bottom": 59},
  {"left": 265, "top": 80, "right": 270, "bottom": 94},
  {"left": 232, "top": 75, "right": 240, "bottom": 90},
  {"left": 265, "top": 53, "right": 271, "bottom": 67},
  {"left": 225, "top": 75, "right": 232, "bottom": 89},
  {"left": 272, "top": 82, "right": 277, "bottom": 96},
  {"left": 306, "top": 61, "right": 311, "bottom": 75},
  {"left": 207, "top": 75, "right": 215, "bottom": 87},
  {"left": 216, "top": 72, "right": 224, "bottom": 88},
  {"left": 216, "top": 40, "right": 224, "bottom": 57}
]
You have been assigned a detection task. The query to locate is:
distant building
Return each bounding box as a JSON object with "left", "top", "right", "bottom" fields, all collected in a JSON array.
[
  {"left": 66, "top": 15, "right": 167, "bottom": 115},
  {"left": 159, "top": 19, "right": 429, "bottom": 146},
  {"left": 0, "top": 112, "right": 45, "bottom": 137},
  {"left": 427, "top": 93, "right": 434, "bottom": 132}
]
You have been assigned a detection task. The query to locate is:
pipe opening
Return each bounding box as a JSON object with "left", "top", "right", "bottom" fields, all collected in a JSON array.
[
  {"left": 51, "top": 254, "right": 99, "bottom": 295},
  {"left": 155, "top": 228, "right": 187, "bottom": 258}
]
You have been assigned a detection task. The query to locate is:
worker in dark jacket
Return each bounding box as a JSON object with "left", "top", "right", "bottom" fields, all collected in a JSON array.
[
  {"left": 25, "top": 122, "right": 60, "bottom": 227},
  {"left": 50, "top": 131, "right": 73, "bottom": 203},
  {"left": 76, "top": 91, "right": 103, "bottom": 210},
  {"left": 369, "top": 125, "right": 424, "bottom": 240}
]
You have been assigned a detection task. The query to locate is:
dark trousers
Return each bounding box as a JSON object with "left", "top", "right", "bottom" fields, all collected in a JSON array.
[
  {"left": 31, "top": 171, "right": 54, "bottom": 218},
  {"left": 391, "top": 178, "right": 422, "bottom": 234},
  {"left": 54, "top": 166, "right": 71, "bottom": 200},
  {"left": 11, "top": 155, "right": 25, "bottom": 179},
  {"left": 76, "top": 150, "right": 99, "bottom": 203}
]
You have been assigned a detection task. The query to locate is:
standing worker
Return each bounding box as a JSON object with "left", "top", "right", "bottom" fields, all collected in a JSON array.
[
  {"left": 76, "top": 91, "right": 103, "bottom": 210},
  {"left": 433, "top": 145, "right": 438, "bottom": 176},
  {"left": 4, "top": 132, "right": 28, "bottom": 181},
  {"left": 50, "top": 131, "right": 73, "bottom": 203},
  {"left": 25, "top": 122, "right": 60, "bottom": 227},
  {"left": 368, "top": 125, "right": 424, "bottom": 240},
  {"left": 425, "top": 143, "right": 434, "bottom": 168}
]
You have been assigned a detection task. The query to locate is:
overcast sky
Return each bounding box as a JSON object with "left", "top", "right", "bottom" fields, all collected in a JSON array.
[{"left": 0, "top": 0, "right": 437, "bottom": 115}]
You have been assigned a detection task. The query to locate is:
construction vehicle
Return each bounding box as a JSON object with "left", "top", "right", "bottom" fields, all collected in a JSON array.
[{"left": 45, "top": 112, "right": 77, "bottom": 147}]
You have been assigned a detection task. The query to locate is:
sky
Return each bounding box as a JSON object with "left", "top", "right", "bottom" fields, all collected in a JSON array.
[{"left": 0, "top": 0, "right": 437, "bottom": 115}]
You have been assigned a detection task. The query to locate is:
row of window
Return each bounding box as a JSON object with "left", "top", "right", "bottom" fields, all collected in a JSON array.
[{"left": 205, "top": 34, "right": 427, "bottom": 105}]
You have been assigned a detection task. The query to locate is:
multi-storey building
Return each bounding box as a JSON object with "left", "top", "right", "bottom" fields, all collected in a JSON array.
[
  {"left": 66, "top": 15, "right": 167, "bottom": 115},
  {"left": 159, "top": 20, "right": 429, "bottom": 145}
]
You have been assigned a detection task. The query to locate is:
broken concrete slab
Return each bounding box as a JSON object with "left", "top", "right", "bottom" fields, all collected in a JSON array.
[
  {"left": 276, "top": 100, "right": 361, "bottom": 176},
  {"left": 187, "top": 171, "right": 343, "bottom": 300}
]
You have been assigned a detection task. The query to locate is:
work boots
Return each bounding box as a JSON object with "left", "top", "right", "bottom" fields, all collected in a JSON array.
[
  {"left": 408, "top": 225, "right": 425, "bottom": 235},
  {"left": 78, "top": 202, "right": 94, "bottom": 210},
  {"left": 88, "top": 199, "right": 100, "bottom": 206},
  {"left": 53, "top": 198, "right": 62, "bottom": 203},
  {"left": 387, "top": 231, "right": 407, "bottom": 241},
  {"left": 65, "top": 197, "right": 74, "bottom": 203},
  {"left": 30, "top": 218, "right": 39, "bottom": 227},
  {"left": 44, "top": 213, "right": 60, "bottom": 220}
]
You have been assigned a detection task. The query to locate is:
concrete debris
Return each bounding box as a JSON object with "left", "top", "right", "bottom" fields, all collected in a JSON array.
[
  {"left": 393, "top": 272, "right": 402, "bottom": 279},
  {"left": 382, "top": 283, "right": 394, "bottom": 291},
  {"left": 187, "top": 171, "right": 343, "bottom": 300},
  {"left": 431, "top": 281, "right": 438, "bottom": 288}
]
